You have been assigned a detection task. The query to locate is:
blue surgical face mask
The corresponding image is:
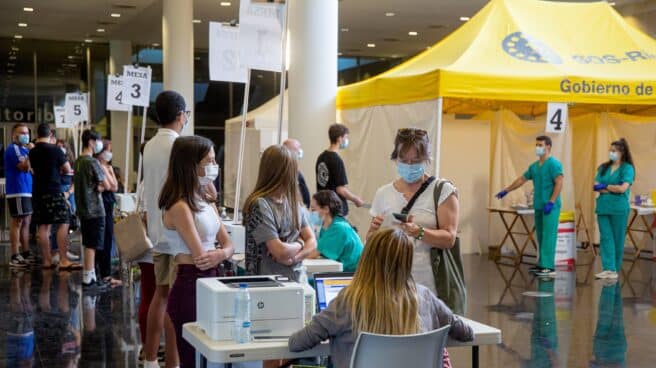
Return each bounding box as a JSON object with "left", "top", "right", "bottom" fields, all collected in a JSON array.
[
  {"left": 309, "top": 211, "right": 323, "bottom": 227},
  {"left": 535, "top": 146, "right": 545, "bottom": 157},
  {"left": 296, "top": 149, "right": 304, "bottom": 160},
  {"left": 609, "top": 151, "right": 619, "bottom": 162},
  {"left": 397, "top": 162, "right": 425, "bottom": 183},
  {"left": 339, "top": 137, "right": 349, "bottom": 150},
  {"left": 18, "top": 134, "right": 29, "bottom": 145},
  {"left": 93, "top": 140, "right": 104, "bottom": 154}
]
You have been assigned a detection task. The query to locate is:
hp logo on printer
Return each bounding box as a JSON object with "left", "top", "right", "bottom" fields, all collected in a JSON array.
[
  {"left": 502, "top": 32, "right": 562, "bottom": 64},
  {"left": 257, "top": 301, "right": 265, "bottom": 310}
]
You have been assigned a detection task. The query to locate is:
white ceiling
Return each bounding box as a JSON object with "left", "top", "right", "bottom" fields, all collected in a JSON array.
[{"left": 0, "top": 0, "right": 654, "bottom": 58}]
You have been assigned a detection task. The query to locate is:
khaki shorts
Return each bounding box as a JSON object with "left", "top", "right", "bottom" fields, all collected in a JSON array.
[{"left": 153, "top": 252, "right": 176, "bottom": 286}]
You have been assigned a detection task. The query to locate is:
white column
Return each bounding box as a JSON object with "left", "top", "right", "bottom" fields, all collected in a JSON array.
[
  {"left": 109, "top": 40, "right": 133, "bottom": 190},
  {"left": 163, "top": 0, "right": 194, "bottom": 135},
  {"left": 288, "top": 0, "right": 338, "bottom": 188}
]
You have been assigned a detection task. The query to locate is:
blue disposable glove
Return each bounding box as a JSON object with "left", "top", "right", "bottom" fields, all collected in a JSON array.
[
  {"left": 593, "top": 183, "right": 608, "bottom": 191},
  {"left": 543, "top": 201, "right": 555, "bottom": 215},
  {"left": 495, "top": 190, "right": 508, "bottom": 199}
]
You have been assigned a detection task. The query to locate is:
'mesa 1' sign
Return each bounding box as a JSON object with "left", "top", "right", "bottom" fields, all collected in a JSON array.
[{"left": 121, "top": 66, "right": 152, "bottom": 107}]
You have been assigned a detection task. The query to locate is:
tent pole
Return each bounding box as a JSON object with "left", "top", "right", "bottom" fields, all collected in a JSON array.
[
  {"left": 135, "top": 106, "right": 148, "bottom": 196},
  {"left": 435, "top": 97, "right": 443, "bottom": 177},
  {"left": 234, "top": 69, "right": 252, "bottom": 222},
  {"left": 276, "top": 1, "right": 290, "bottom": 144},
  {"left": 124, "top": 108, "right": 132, "bottom": 193}
]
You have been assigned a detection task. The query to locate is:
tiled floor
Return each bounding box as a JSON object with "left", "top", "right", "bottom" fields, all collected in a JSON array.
[{"left": 0, "top": 250, "right": 654, "bottom": 367}]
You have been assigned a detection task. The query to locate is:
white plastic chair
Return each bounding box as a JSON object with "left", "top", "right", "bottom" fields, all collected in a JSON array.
[{"left": 349, "top": 325, "right": 451, "bottom": 368}]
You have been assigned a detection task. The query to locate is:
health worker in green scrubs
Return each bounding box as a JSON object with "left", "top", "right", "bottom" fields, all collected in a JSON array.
[
  {"left": 593, "top": 138, "right": 634, "bottom": 281},
  {"left": 496, "top": 135, "right": 564, "bottom": 277},
  {"left": 307, "top": 190, "right": 363, "bottom": 272}
]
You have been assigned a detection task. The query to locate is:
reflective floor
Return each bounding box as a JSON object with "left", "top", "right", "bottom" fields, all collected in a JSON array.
[{"left": 1, "top": 249, "right": 655, "bottom": 367}]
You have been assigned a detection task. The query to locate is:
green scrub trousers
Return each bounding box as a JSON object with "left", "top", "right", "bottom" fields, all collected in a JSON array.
[
  {"left": 597, "top": 212, "right": 629, "bottom": 272},
  {"left": 535, "top": 206, "right": 560, "bottom": 270}
]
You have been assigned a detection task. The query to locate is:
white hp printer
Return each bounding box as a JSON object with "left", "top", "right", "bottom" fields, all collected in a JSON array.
[{"left": 197, "top": 276, "right": 305, "bottom": 341}]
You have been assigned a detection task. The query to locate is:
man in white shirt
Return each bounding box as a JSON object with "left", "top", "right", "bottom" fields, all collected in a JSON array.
[{"left": 142, "top": 91, "right": 190, "bottom": 368}]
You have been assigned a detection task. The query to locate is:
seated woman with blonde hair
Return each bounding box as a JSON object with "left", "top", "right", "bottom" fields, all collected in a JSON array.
[{"left": 289, "top": 228, "right": 473, "bottom": 368}]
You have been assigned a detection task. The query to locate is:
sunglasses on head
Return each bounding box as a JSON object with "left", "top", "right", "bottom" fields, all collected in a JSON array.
[{"left": 397, "top": 128, "right": 428, "bottom": 140}]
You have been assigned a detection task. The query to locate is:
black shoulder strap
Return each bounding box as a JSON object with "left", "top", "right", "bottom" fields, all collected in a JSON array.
[{"left": 401, "top": 176, "right": 436, "bottom": 215}]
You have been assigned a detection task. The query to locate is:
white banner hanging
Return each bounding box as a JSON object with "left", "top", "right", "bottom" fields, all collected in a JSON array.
[
  {"left": 546, "top": 102, "right": 568, "bottom": 134},
  {"left": 53, "top": 106, "right": 66, "bottom": 127},
  {"left": 209, "top": 22, "right": 248, "bottom": 83},
  {"left": 122, "top": 65, "right": 152, "bottom": 107},
  {"left": 239, "top": 0, "right": 284, "bottom": 72},
  {"left": 64, "top": 93, "right": 88, "bottom": 128},
  {"left": 107, "top": 75, "right": 131, "bottom": 112}
]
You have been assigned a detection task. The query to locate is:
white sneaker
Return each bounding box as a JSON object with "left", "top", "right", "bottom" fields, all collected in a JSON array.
[
  {"left": 52, "top": 253, "right": 60, "bottom": 265},
  {"left": 605, "top": 271, "right": 619, "bottom": 280},
  {"left": 595, "top": 271, "right": 615, "bottom": 279},
  {"left": 67, "top": 251, "right": 80, "bottom": 261}
]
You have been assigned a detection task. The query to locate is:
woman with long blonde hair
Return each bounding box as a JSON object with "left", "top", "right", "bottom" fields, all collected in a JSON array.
[
  {"left": 243, "top": 145, "right": 317, "bottom": 280},
  {"left": 289, "top": 229, "right": 472, "bottom": 368}
]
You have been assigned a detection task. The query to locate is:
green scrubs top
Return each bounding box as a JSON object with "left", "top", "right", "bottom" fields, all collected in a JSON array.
[
  {"left": 318, "top": 216, "right": 363, "bottom": 272},
  {"left": 595, "top": 162, "right": 634, "bottom": 215},
  {"left": 523, "top": 156, "right": 563, "bottom": 210}
]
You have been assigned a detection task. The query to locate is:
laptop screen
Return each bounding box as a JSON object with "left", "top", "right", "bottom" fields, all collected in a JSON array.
[{"left": 314, "top": 272, "right": 354, "bottom": 312}]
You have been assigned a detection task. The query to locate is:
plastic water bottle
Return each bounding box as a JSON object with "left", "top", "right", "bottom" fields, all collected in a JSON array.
[
  {"left": 234, "top": 283, "right": 251, "bottom": 343},
  {"left": 298, "top": 266, "right": 316, "bottom": 325}
]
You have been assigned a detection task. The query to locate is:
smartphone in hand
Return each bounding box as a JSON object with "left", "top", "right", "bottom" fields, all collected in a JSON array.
[{"left": 392, "top": 213, "right": 409, "bottom": 223}]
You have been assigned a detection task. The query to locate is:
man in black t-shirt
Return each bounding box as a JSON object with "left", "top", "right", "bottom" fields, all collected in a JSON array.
[
  {"left": 315, "top": 124, "right": 364, "bottom": 216},
  {"left": 28, "top": 124, "right": 79, "bottom": 270}
]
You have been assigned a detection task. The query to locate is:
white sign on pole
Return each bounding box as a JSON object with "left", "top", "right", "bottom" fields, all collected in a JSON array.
[
  {"left": 239, "top": 0, "right": 284, "bottom": 72},
  {"left": 210, "top": 23, "right": 248, "bottom": 83},
  {"left": 64, "top": 93, "right": 89, "bottom": 128},
  {"left": 107, "top": 75, "right": 131, "bottom": 112},
  {"left": 546, "top": 102, "right": 568, "bottom": 134},
  {"left": 122, "top": 65, "right": 152, "bottom": 107},
  {"left": 53, "top": 106, "right": 66, "bottom": 127}
]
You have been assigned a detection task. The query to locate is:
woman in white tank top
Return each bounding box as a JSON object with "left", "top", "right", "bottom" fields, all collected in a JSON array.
[{"left": 158, "top": 136, "right": 234, "bottom": 368}]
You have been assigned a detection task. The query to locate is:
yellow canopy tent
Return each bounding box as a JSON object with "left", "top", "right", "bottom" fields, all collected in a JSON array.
[
  {"left": 335, "top": 0, "right": 656, "bottom": 253},
  {"left": 338, "top": 0, "right": 656, "bottom": 110}
]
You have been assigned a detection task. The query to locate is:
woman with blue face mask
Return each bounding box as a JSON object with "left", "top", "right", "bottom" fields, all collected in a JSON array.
[
  {"left": 305, "top": 190, "right": 363, "bottom": 272},
  {"left": 593, "top": 138, "right": 635, "bottom": 281},
  {"left": 367, "top": 128, "right": 460, "bottom": 297}
]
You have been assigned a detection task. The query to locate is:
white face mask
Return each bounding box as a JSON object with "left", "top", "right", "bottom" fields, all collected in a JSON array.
[
  {"left": 199, "top": 164, "right": 219, "bottom": 185},
  {"left": 101, "top": 151, "right": 113, "bottom": 162}
]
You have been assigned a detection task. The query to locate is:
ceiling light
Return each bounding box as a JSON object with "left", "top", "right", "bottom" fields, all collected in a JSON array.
[
  {"left": 408, "top": 31, "right": 418, "bottom": 36},
  {"left": 9, "top": 55, "right": 16, "bottom": 60},
  {"left": 110, "top": 13, "right": 121, "bottom": 18},
  {"left": 152, "top": 43, "right": 160, "bottom": 47},
  {"left": 11, "top": 47, "right": 19, "bottom": 51},
  {"left": 84, "top": 39, "right": 93, "bottom": 43},
  {"left": 385, "top": 12, "right": 395, "bottom": 17},
  {"left": 97, "top": 28, "right": 105, "bottom": 32},
  {"left": 192, "top": 19, "right": 202, "bottom": 24},
  {"left": 340, "top": 28, "right": 349, "bottom": 32},
  {"left": 14, "top": 35, "right": 23, "bottom": 39},
  {"left": 459, "top": 16, "right": 470, "bottom": 21},
  {"left": 18, "top": 23, "right": 27, "bottom": 28},
  {"left": 367, "top": 43, "right": 376, "bottom": 48},
  {"left": 608, "top": 1, "right": 616, "bottom": 5},
  {"left": 68, "top": 55, "right": 74, "bottom": 59},
  {"left": 337, "top": 52, "right": 343, "bottom": 56},
  {"left": 23, "top": 7, "right": 34, "bottom": 12},
  {"left": 220, "top": 1, "right": 231, "bottom": 6}
]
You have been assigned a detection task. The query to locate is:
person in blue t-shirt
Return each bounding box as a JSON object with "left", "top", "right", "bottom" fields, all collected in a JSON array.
[
  {"left": 306, "top": 190, "right": 363, "bottom": 272},
  {"left": 4, "top": 123, "right": 34, "bottom": 268}
]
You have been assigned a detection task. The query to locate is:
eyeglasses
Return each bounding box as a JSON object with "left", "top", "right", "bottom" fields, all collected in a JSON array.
[{"left": 397, "top": 128, "right": 427, "bottom": 140}]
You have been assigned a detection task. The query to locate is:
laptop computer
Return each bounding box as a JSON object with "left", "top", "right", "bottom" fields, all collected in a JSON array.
[{"left": 313, "top": 272, "right": 354, "bottom": 312}]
